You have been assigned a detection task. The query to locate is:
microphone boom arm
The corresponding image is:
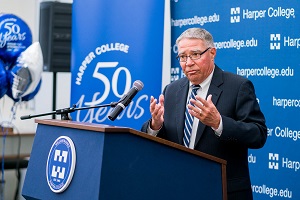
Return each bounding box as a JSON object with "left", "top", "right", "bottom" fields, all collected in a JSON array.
[{"left": 20, "top": 102, "right": 118, "bottom": 120}]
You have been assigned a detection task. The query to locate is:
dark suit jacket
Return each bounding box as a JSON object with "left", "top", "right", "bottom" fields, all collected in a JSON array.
[{"left": 141, "top": 65, "right": 267, "bottom": 195}]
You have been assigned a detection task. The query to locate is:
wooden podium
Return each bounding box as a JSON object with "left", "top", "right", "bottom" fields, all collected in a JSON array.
[{"left": 22, "top": 119, "right": 227, "bottom": 199}]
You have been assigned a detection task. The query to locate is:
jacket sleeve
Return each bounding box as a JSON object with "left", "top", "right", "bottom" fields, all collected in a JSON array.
[{"left": 220, "top": 79, "right": 267, "bottom": 149}]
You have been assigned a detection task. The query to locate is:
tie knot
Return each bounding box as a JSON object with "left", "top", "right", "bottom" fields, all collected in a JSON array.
[{"left": 192, "top": 84, "right": 200, "bottom": 91}]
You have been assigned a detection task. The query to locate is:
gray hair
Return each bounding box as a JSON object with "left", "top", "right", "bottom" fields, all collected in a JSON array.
[{"left": 176, "top": 28, "right": 215, "bottom": 48}]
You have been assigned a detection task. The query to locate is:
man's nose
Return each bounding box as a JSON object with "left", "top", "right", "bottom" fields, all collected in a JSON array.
[{"left": 185, "top": 56, "right": 194, "bottom": 65}]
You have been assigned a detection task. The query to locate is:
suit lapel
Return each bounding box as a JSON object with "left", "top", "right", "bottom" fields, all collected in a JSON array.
[
  {"left": 176, "top": 79, "right": 189, "bottom": 145},
  {"left": 194, "top": 66, "right": 223, "bottom": 147}
]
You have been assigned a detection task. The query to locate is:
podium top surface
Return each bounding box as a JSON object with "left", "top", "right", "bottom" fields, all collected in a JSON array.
[{"left": 35, "top": 119, "right": 226, "bottom": 165}]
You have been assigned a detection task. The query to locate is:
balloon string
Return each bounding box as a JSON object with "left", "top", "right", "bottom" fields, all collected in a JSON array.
[{"left": 9, "top": 101, "right": 20, "bottom": 124}]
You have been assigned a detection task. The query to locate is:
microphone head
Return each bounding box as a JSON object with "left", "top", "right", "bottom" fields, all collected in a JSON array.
[{"left": 133, "top": 80, "right": 144, "bottom": 91}]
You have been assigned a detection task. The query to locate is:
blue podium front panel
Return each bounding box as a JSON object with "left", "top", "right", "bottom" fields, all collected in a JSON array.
[
  {"left": 22, "top": 124, "right": 105, "bottom": 199},
  {"left": 99, "top": 133, "right": 223, "bottom": 200}
]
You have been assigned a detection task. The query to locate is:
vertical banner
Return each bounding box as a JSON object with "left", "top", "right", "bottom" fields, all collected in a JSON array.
[
  {"left": 70, "top": 0, "right": 164, "bottom": 130},
  {"left": 171, "top": 1, "right": 299, "bottom": 199}
]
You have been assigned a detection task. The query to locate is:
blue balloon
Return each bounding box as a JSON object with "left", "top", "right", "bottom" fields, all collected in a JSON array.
[
  {"left": 0, "top": 59, "right": 8, "bottom": 98},
  {"left": 0, "top": 13, "right": 33, "bottom": 67}
]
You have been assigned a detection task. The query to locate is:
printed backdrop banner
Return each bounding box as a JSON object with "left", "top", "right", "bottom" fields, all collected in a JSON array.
[
  {"left": 70, "top": 0, "right": 164, "bottom": 130},
  {"left": 171, "top": 1, "right": 299, "bottom": 199}
]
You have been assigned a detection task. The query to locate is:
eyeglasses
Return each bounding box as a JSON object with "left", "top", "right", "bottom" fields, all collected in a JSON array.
[{"left": 176, "top": 47, "right": 211, "bottom": 62}]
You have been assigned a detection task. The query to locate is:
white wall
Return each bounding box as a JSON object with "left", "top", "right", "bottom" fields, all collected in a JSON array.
[{"left": 163, "top": 0, "right": 171, "bottom": 89}]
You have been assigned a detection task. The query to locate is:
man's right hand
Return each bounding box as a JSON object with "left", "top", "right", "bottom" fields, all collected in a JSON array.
[{"left": 150, "top": 94, "right": 164, "bottom": 130}]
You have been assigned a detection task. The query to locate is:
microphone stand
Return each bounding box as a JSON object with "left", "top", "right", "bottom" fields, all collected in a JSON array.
[{"left": 20, "top": 102, "right": 118, "bottom": 120}]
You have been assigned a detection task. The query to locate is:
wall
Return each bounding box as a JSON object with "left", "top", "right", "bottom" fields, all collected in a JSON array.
[
  {"left": 0, "top": 0, "right": 72, "bottom": 134},
  {"left": 0, "top": 0, "right": 169, "bottom": 133}
]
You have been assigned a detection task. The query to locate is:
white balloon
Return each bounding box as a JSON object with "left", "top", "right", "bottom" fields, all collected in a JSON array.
[{"left": 16, "top": 42, "right": 43, "bottom": 97}]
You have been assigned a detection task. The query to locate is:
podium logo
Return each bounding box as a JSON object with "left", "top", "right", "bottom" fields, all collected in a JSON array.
[
  {"left": 269, "top": 153, "right": 279, "bottom": 170},
  {"left": 270, "top": 34, "right": 281, "bottom": 50},
  {"left": 46, "top": 136, "right": 76, "bottom": 193},
  {"left": 51, "top": 150, "right": 68, "bottom": 179},
  {"left": 230, "top": 7, "right": 240, "bottom": 23}
]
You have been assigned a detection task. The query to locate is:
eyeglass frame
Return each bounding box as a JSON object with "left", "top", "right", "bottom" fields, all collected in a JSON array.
[{"left": 176, "top": 47, "right": 211, "bottom": 62}]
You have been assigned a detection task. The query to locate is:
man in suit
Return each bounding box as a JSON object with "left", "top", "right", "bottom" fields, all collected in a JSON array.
[{"left": 141, "top": 28, "right": 267, "bottom": 200}]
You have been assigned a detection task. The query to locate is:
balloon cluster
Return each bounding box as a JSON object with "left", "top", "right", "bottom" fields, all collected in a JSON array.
[{"left": 0, "top": 13, "right": 43, "bottom": 102}]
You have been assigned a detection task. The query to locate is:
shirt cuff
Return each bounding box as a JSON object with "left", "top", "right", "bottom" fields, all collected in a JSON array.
[
  {"left": 147, "top": 125, "right": 160, "bottom": 136},
  {"left": 211, "top": 115, "right": 223, "bottom": 137},
  {"left": 146, "top": 119, "right": 161, "bottom": 136}
]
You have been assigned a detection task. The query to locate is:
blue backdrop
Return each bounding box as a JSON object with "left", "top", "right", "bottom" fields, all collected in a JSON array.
[
  {"left": 171, "top": 1, "right": 299, "bottom": 199},
  {"left": 70, "top": 0, "right": 164, "bottom": 130}
]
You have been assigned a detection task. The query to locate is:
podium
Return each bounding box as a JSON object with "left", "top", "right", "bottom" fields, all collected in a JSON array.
[{"left": 22, "top": 119, "right": 227, "bottom": 199}]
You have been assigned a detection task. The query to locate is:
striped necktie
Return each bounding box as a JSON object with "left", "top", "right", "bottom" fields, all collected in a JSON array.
[{"left": 183, "top": 85, "right": 200, "bottom": 148}]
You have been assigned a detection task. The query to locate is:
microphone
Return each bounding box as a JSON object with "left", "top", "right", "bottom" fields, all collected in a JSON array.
[{"left": 108, "top": 80, "right": 144, "bottom": 121}]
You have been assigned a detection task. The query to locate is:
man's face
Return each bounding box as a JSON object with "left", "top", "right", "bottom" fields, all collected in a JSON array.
[{"left": 177, "top": 38, "right": 216, "bottom": 85}]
